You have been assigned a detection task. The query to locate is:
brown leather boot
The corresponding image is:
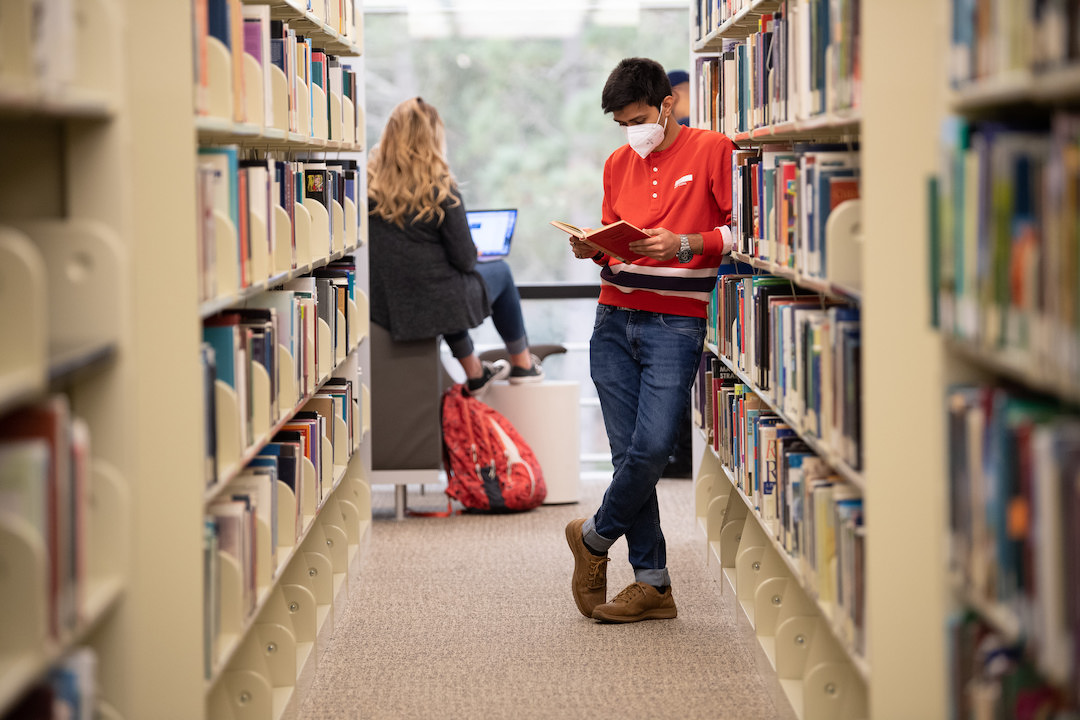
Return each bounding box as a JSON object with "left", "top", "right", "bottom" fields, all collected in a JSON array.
[
  {"left": 592, "top": 582, "right": 677, "bottom": 623},
  {"left": 565, "top": 518, "right": 608, "bottom": 617}
]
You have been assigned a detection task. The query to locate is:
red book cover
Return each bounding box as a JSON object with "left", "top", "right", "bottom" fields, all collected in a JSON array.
[
  {"left": 829, "top": 176, "right": 860, "bottom": 210},
  {"left": 549, "top": 220, "right": 649, "bottom": 264}
]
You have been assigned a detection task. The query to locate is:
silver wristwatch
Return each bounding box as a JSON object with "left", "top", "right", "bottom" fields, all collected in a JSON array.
[{"left": 676, "top": 234, "right": 693, "bottom": 263}]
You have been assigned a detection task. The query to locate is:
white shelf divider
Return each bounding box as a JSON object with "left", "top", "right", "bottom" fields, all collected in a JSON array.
[
  {"left": 205, "top": 36, "right": 234, "bottom": 123},
  {"left": 0, "top": 227, "right": 47, "bottom": 411}
]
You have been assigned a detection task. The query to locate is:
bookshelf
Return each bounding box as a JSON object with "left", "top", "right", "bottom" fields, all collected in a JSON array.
[
  {"left": 690, "top": 1, "right": 950, "bottom": 719},
  {"left": 930, "top": 2, "right": 1080, "bottom": 715},
  {"left": 0, "top": 0, "right": 131, "bottom": 716},
  {"left": 0, "top": 0, "right": 372, "bottom": 718},
  {"left": 193, "top": 2, "right": 372, "bottom": 719}
]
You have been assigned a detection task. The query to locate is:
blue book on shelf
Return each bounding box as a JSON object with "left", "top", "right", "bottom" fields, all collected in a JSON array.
[
  {"left": 257, "top": 442, "right": 299, "bottom": 494},
  {"left": 207, "top": 0, "right": 231, "bottom": 47},
  {"left": 202, "top": 325, "right": 238, "bottom": 390},
  {"left": 813, "top": 0, "right": 830, "bottom": 115},
  {"left": 951, "top": 0, "right": 975, "bottom": 85},
  {"left": 767, "top": 428, "right": 797, "bottom": 499},
  {"left": 269, "top": 21, "right": 286, "bottom": 73}
]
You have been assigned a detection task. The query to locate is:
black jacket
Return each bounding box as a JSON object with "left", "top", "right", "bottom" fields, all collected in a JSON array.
[{"left": 368, "top": 189, "right": 490, "bottom": 341}]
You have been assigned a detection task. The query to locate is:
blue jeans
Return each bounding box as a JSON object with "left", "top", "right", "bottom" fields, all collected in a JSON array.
[
  {"left": 583, "top": 304, "right": 706, "bottom": 587},
  {"left": 444, "top": 260, "right": 528, "bottom": 359}
]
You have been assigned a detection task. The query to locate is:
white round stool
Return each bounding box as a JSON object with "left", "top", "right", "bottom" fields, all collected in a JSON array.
[{"left": 482, "top": 380, "right": 580, "bottom": 504}]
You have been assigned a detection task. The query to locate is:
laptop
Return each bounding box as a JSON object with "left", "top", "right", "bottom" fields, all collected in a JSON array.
[{"left": 467, "top": 208, "right": 518, "bottom": 262}]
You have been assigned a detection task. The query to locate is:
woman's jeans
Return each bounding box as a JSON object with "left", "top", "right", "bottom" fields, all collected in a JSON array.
[
  {"left": 444, "top": 260, "right": 528, "bottom": 359},
  {"left": 583, "top": 304, "right": 706, "bottom": 587}
]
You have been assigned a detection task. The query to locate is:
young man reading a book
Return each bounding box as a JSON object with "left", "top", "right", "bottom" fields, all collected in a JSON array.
[{"left": 564, "top": 57, "right": 735, "bottom": 623}]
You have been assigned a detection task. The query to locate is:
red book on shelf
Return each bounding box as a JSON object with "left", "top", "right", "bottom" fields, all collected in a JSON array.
[{"left": 829, "top": 176, "right": 860, "bottom": 210}]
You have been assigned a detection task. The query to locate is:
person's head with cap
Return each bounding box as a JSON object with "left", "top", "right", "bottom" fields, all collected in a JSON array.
[{"left": 667, "top": 69, "right": 691, "bottom": 126}]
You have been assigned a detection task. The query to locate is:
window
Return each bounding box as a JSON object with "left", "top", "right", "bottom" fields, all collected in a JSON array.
[{"left": 365, "top": 1, "right": 691, "bottom": 470}]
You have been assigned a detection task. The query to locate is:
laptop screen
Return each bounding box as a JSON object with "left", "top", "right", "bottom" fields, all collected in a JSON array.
[{"left": 467, "top": 209, "right": 518, "bottom": 261}]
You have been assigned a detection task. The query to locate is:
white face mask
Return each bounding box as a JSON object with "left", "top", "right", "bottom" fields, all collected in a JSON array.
[{"left": 624, "top": 107, "right": 667, "bottom": 158}]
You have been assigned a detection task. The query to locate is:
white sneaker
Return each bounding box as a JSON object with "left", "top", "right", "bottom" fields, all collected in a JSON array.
[{"left": 508, "top": 354, "right": 545, "bottom": 385}]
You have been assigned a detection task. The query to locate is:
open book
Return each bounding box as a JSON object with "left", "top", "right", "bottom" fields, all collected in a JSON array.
[{"left": 550, "top": 219, "right": 649, "bottom": 263}]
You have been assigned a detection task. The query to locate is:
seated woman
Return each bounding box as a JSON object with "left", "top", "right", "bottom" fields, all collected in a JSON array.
[{"left": 368, "top": 96, "right": 543, "bottom": 398}]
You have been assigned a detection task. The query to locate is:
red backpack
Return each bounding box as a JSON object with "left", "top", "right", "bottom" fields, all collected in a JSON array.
[{"left": 440, "top": 384, "right": 546, "bottom": 512}]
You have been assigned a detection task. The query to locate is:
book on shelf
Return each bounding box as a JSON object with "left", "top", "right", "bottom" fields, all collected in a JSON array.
[
  {"left": 228, "top": 0, "right": 246, "bottom": 123},
  {"left": 325, "top": 160, "right": 359, "bottom": 212},
  {"left": 298, "top": 35, "right": 313, "bottom": 133},
  {"left": 280, "top": 411, "right": 326, "bottom": 501},
  {"left": 949, "top": 0, "right": 1077, "bottom": 86},
  {"left": 549, "top": 219, "right": 649, "bottom": 264},
  {"left": 197, "top": 146, "right": 245, "bottom": 287},
  {"left": 9, "top": 646, "right": 99, "bottom": 720},
  {"left": 731, "top": 142, "right": 860, "bottom": 278},
  {"left": 231, "top": 464, "right": 279, "bottom": 569},
  {"left": 0, "top": 440, "right": 50, "bottom": 541},
  {"left": 303, "top": 162, "right": 333, "bottom": 253},
  {"left": 195, "top": 1, "right": 360, "bottom": 131},
  {"left": 0, "top": 395, "right": 86, "bottom": 640},
  {"left": 49, "top": 645, "right": 96, "bottom": 720},
  {"left": 196, "top": 164, "right": 219, "bottom": 302},
  {"left": 239, "top": 158, "right": 274, "bottom": 271},
  {"left": 197, "top": 153, "right": 314, "bottom": 300},
  {"left": 193, "top": 0, "right": 210, "bottom": 115},
  {"left": 273, "top": 160, "right": 297, "bottom": 268},
  {"left": 320, "top": 376, "right": 355, "bottom": 444},
  {"left": 202, "top": 0, "right": 246, "bottom": 121},
  {"left": 245, "top": 289, "right": 303, "bottom": 404},
  {"left": 203, "top": 516, "right": 219, "bottom": 678},
  {"left": 947, "top": 609, "right": 1071, "bottom": 719},
  {"left": 257, "top": 442, "right": 303, "bottom": 543},
  {"left": 20, "top": 0, "right": 79, "bottom": 98},
  {"left": 241, "top": 5, "right": 273, "bottom": 128},
  {"left": 696, "top": 349, "right": 864, "bottom": 650},
  {"left": 204, "top": 311, "right": 274, "bottom": 436},
  {"left": 711, "top": 274, "right": 862, "bottom": 468},
  {"left": 694, "top": 1, "right": 860, "bottom": 131},
  {"left": 207, "top": 496, "right": 256, "bottom": 616},
  {"left": 303, "top": 395, "right": 338, "bottom": 464},
  {"left": 269, "top": 20, "right": 296, "bottom": 132},
  {"left": 281, "top": 277, "right": 319, "bottom": 391},
  {"left": 799, "top": 146, "right": 859, "bottom": 278},
  {"left": 946, "top": 383, "right": 1080, "bottom": 697},
  {"left": 931, "top": 114, "right": 1080, "bottom": 386},
  {"left": 326, "top": 55, "right": 341, "bottom": 136},
  {"left": 272, "top": 429, "right": 307, "bottom": 494}
]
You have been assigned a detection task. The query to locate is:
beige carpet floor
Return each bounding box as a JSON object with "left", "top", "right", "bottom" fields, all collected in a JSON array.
[{"left": 297, "top": 472, "right": 784, "bottom": 720}]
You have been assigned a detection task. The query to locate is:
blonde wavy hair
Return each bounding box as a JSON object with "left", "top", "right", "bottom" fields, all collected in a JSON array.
[{"left": 368, "top": 97, "right": 460, "bottom": 228}]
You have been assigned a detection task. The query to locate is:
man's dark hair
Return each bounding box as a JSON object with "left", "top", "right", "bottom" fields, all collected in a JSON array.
[{"left": 601, "top": 57, "right": 673, "bottom": 114}]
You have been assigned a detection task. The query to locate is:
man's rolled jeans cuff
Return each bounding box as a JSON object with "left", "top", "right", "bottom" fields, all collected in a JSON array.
[
  {"left": 582, "top": 516, "right": 614, "bottom": 554},
  {"left": 635, "top": 568, "right": 671, "bottom": 588}
]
